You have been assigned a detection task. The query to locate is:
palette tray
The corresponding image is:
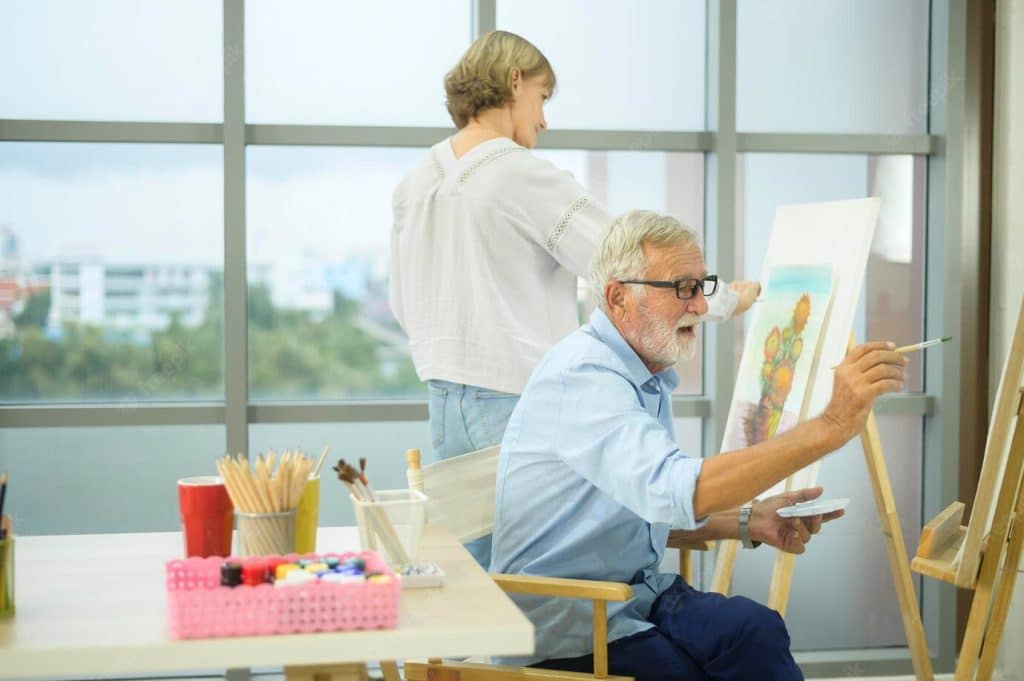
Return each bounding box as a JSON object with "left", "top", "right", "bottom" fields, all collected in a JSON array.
[{"left": 165, "top": 551, "right": 399, "bottom": 639}]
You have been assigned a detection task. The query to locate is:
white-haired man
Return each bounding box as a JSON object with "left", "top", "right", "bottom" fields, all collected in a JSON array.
[{"left": 490, "top": 210, "right": 907, "bottom": 681}]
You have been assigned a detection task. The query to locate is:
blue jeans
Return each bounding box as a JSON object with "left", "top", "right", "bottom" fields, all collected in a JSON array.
[
  {"left": 427, "top": 379, "right": 520, "bottom": 570},
  {"left": 532, "top": 576, "right": 803, "bottom": 681}
]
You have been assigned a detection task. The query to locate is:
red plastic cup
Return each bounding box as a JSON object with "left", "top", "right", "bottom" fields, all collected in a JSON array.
[{"left": 177, "top": 476, "right": 233, "bottom": 558}]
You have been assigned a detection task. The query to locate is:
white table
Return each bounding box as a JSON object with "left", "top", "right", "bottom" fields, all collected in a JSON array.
[{"left": 0, "top": 525, "right": 533, "bottom": 679}]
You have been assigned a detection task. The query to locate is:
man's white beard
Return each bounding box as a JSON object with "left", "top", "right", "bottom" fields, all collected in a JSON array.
[{"left": 638, "top": 305, "right": 700, "bottom": 368}]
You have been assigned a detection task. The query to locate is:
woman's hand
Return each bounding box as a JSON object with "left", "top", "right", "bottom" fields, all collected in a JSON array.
[{"left": 730, "top": 280, "right": 761, "bottom": 316}]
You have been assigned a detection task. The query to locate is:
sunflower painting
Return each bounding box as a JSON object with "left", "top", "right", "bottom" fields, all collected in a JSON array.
[{"left": 722, "top": 265, "right": 834, "bottom": 451}]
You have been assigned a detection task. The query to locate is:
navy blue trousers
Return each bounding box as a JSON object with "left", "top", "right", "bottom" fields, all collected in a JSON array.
[{"left": 532, "top": 577, "right": 803, "bottom": 681}]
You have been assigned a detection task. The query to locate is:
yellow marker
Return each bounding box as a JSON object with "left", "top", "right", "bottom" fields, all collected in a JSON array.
[{"left": 275, "top": 563, "right": 300, "bottom": 580}]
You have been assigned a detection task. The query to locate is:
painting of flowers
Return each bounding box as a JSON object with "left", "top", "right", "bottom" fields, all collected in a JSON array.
[{"left": 722, "top": 264, "right": 834, "bottom": 451}]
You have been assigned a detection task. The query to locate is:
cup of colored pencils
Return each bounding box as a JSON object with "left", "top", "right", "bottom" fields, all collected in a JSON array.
[{"left": 216, "top": 450, "right": 315, "bottom": 557}]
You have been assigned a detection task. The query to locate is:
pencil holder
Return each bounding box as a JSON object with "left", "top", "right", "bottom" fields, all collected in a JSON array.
[
  {"left": 0, "top": 533, "right": 13, "bottom": 619},
  {"left": 236, "top": 510, "right": 296, "bottom": 557},
  {"left": 351, "top": 489, "right": 427, "bottom": 569}
]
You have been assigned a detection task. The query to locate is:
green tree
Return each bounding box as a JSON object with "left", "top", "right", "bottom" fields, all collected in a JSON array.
[
  {"left": 248, "top": 283, "right": 278, "bottom": 329},
  {"left": 0, "top": 271, "right": 424, "bottom": 401},
  {"left": 13, "top": 290, "right": 50, "bottom": 328}
]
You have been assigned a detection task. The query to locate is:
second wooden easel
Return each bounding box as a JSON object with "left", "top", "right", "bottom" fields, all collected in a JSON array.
[{"left": 702, "top": 334, "right": 933, "bottom": 680}]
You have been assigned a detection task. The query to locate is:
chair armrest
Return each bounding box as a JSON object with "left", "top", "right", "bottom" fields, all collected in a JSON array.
[
  {"left": 666, "top": 531, "right": 713, "bottom": 552},
  {"left": 491, "top": 573, "right": 633, "bottom": 601}
]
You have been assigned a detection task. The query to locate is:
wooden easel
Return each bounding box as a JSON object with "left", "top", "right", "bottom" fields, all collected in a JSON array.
[
  {"left": 704, "top": 333, "right": 934, "bottom": 680},
  {"left": 911, "top": 297, "right": 1024, "bottom": 681}
]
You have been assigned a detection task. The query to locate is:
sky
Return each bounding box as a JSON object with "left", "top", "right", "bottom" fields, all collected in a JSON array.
[{"left": 0, "top": 0, "right": 923, "bottom": 271}]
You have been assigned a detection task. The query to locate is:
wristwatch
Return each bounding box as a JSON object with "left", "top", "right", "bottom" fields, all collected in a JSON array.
[{"left": 738, "top": 504, "right": 762, "bottom": 549}]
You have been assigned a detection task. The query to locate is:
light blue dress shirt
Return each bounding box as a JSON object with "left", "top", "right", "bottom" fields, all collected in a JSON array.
[{"left": 490, "top": 308, "right": 706, "bottom": 665}]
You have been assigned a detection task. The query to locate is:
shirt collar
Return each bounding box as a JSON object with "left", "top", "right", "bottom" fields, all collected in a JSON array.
[{"left": 588, "top": 309, "right": 680, "bottom": 392}]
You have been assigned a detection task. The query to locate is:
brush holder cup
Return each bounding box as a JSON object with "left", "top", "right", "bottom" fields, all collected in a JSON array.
[
  {"left": 351, "top": 489, "right": 427, "bottom": 570},
  {"left": 236, "top": 510, "right": 296, "bottom": 557}
]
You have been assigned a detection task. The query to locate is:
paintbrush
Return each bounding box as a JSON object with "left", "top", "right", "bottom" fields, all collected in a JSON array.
[
  {"left": 358, "top": 457, "right": 379, "bottom": 502},
  {"left": 893, "top": 336, "right": 953, "bottom": 353},
  {"left": 832, "top": 336, "right": 952, "bottom": 369}
]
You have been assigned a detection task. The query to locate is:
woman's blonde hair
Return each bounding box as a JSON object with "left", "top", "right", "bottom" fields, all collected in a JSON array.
[{"left": 444, "top": 31, "right": 556, "bottom": 129}]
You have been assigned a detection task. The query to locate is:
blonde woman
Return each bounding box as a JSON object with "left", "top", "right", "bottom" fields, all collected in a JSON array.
[{"left": 389, "top": 31, "right": 758, "bottom": 567}]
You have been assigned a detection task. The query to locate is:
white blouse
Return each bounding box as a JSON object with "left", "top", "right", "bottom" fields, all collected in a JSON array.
[{"left": 389, "top": 136, "right": 737, "bottom": 395}]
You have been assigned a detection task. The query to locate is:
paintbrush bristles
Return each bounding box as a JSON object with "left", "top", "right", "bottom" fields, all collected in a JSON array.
[{"left": 334, "top": 459, "right": 364, "bottom": 492}]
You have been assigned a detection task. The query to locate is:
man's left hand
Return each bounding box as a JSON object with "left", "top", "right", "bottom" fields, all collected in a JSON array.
[
  {"left": 730, "top": 280, "right": 761, "bottom": 316},
  {"left": 748, "top": 486, "right": 844, "bottom": 554}
]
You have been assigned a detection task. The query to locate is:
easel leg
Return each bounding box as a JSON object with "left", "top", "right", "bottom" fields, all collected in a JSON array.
[
  {"left": 976, "top": 486, "right": 1024, "bottom": 681},
  {"left": 767, "top": 552, "right": 795, "bottom": 616},
  {"left": 859, "top": 409, "right": 934, "bottom": 680},
  {"left": 955, "top": 407, "right": 1024, "bottom": 681},
  {"left": 955, "top": 535, "right": 1000, "bottom": 681},
  {"left": 710, "top": 539, "right": 739, "bottom": 594},
  {"left": 971, "top": 416, "right": 1024, "bottom": 681}
]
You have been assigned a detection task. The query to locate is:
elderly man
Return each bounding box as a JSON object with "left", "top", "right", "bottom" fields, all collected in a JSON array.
[{"left": 489, "top": 210, "right": 907, "bottom": 681}]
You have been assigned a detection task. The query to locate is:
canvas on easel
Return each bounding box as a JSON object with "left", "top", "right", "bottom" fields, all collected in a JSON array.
[
  {"left": 721, "top": 264, "right": 835, "bottom": 457},
  {"left": 706, "top": 198, "right": 934, "bottom": 679},
  {"left": 911, "top": 295, "right": 1024, "bottom": 681},
  {"left": 711, "top": 198, "right": 880, "bottom": 596}
]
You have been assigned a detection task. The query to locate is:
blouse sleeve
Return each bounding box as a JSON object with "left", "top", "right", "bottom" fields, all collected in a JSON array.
[
  {"left": 704, "top": 280, "right": 738, "bottom": 321},
  {"left": 503, "top": 155, "right": 612, "bottom": 278}
]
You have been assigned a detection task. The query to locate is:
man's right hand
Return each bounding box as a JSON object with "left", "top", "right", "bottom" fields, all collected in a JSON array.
[{"left": 822, "top": 341, "right": 907, "bottom": 443}]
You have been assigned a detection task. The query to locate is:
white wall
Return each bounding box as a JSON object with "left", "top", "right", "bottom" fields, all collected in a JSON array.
[{"left": 993, "top": 0, "right": 1024, "bottom": 676}]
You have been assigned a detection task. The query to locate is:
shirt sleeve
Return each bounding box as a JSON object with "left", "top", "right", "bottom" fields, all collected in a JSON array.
[
  {"left": 503, "top": 155, "right": 612, "bottom": 278},
  {"left": 546, "top": 362, "right": 706, "bottom": 530},
  {"left": 704, "top": 280, "right": 738, "bottom": 322}
]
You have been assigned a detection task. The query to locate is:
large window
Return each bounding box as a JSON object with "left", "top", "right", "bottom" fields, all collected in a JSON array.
[
  {"left": 0, "top": 424, "right": 227, "bottom": 534},
  {"left": 0, "top": 0, "right": 223, "bottom": 122},
  {"left": 0, "top": 142, "right": 224, "bottom": 402},
  {"left": 737, "top": 0, "right": 929, "bottom": 133},
  {"left": 246, "top": 146, "right": 421, "bottom": 400},
  {"left": 497, "top": 0, "right": 706, "bottom": 130},
  {"left": 0, "top": 1, "right": 968, "bottom": 671},
  {"left": 246, "top": 0, "right": 471, "bottom": 126}
]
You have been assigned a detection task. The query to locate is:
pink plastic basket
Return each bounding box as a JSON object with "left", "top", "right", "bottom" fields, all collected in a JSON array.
[{"left": 165, "top": 551, "right": 399, "bottom": 639}]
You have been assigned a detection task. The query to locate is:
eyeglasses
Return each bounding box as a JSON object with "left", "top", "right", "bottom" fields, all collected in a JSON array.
[{"left": 618, "top": 274, "right": 719, "bottom": 300}]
